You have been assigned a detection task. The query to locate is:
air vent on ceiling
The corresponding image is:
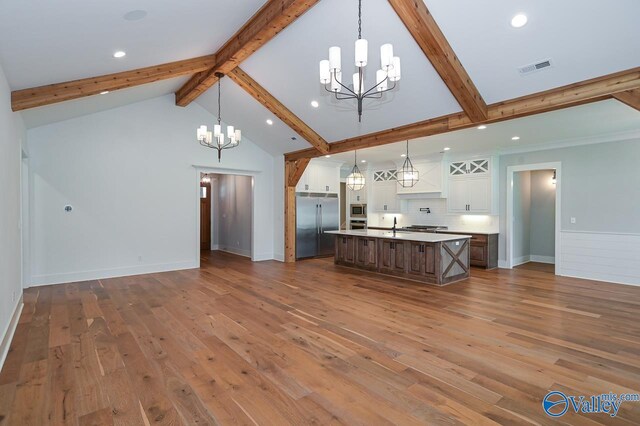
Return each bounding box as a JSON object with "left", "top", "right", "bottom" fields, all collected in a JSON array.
[{"left": 518, "top": 59, "right": 553, "bottom": 75}]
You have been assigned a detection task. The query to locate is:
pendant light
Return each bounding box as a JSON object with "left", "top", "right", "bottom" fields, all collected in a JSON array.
[
  {"left": 196, "top": 73, "right": 241, "bottom": 162},
  {"left": 346, "top": 150, "right": 366, "bottom": 191},
  {"left": 397, "top": 140, "right": 419, "bottom": 188}
]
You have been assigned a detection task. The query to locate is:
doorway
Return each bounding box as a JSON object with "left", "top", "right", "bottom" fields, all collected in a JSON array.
[
  {"left": 506, "top": 163, "right": 561, "bottom": 274},
  {"left": 200, "top": 174, "right": 212, "bottom": 250},
  {"left": 197, "top": 171, "right": 254, "bottom": 261}
]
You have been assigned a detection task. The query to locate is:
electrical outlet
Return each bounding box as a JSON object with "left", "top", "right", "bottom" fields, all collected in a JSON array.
[
  {"left": 138, "top": 255, "right": 143, "bottom": 262},
  {"left": 571, "top": 217, "right": 576, "bottom": 224}
]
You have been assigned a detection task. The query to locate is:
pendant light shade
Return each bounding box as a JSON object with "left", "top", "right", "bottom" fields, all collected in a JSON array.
[
  {"left": 397, "top": 141, "right": 419, "bottom": 188},
  {"left": 346, "top": 151, "right": 366, "bottom": 191},
  {"left": 355, "top": 39, "right": 368, "bottom": 67}
]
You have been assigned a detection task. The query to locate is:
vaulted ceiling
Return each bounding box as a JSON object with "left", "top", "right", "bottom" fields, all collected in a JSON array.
[{"left": 1, "top": 0, "right": 639, "bottom": 156}]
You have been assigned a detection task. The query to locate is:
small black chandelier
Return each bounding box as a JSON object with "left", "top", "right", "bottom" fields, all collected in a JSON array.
[
  {"left": 196, "top": 73, "right": 241, "bottom": 162},
  {"left": 319, "top": 0, "right": 401, "bottom": 122},
  {"left": 397, "top": 140, "right": 419, "bottom": 188},
  {"left": 346, "top": 150, "right": 366, "bottom": 191}
]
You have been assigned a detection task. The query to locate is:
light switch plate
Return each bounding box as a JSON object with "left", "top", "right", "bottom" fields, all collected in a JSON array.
[{"left": 571, "top": 217, "right": 576, "bottom": 224}]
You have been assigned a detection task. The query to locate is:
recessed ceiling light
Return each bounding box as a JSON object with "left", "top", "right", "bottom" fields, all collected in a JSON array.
[
  {"left": 311, "top": 100, "right": 319, "bottom": 108},
  {"left": 100, "top": 90, "right": 109, "bottom": 95},
  {"left": 400, "top": 154, "right": 406, "bottom": 157},
  {"left": 361, "top": 160, "right": 366, "bottom": 163},
  {"left": 113, "top": 51, "right": 126, "bottom": 58},
  {"left": 512, "top": 136, "right": 520, "bottom": 141},
  {"left": 325, "top": 155, "right": 331, "bottom": 158},
  {"left": 123, "top": 10, "right": 147, "bottom": 21},
  {"left": 444, "top": 147, "right": 451, "bottom": 151},
  {"left": 477, "top": 125, "right": 487, "bottom": 130},
  {"left": 511, "top": 14, "right": 528, "bottom": 28},
  {"left": 266, "top": 119, "right": 273, "bottom": 125}
]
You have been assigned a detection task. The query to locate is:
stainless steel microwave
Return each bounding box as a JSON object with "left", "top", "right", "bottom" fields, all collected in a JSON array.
[{"left": 350, "top": 204, "right": 367, "bottom": 218}]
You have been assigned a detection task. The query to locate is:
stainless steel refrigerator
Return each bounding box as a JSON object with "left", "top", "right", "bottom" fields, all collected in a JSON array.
[{"left": 296, "top": 193, "right": 339, "bottom": 259}]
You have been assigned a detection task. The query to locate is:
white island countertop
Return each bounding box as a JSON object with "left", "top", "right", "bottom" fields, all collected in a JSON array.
[{"left": 326, "top": 229, "right": 472, "bottom": 243}]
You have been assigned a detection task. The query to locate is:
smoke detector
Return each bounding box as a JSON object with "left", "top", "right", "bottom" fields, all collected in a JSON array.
[{"left": 518, "top": 59, "right": 553, "bottom": 76}]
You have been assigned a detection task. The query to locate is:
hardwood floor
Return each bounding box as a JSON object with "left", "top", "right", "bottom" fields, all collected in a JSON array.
[
  {"left": 515, "top": 262, "right": 556, "bottom": 274},
  {"left": 1, "top": 251, "right": 640, "bottom": 425}
]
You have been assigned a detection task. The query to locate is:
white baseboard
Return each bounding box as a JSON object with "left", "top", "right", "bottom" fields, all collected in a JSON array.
[
  {"left": 530, "top": 255, "right": 555, "bottom": 264},
  {"left": 30, "top": 260, "right": 199, "bottom": 287},
  {"left": 498, "top": 260, "right": 509, "bottom": 269},
  {"left": 273, "top": 253, "right": 285, "bottom": 262},
  {"left": 215, "top": 246, "right": 251, "bottom": 258},
  {"left": 0, "top": 295, "right": 23, "bottom": 373},
  {"left": 253, "top": 252, "right": 275, "bottom": 262},
  {"left": 512, "top": 255, "right": 531, "bottom": 267}
]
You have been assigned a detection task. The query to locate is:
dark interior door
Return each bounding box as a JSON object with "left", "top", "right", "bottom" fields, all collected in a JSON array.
[{"left": 200, "top": 182, "right": 211, "bottom": 250}]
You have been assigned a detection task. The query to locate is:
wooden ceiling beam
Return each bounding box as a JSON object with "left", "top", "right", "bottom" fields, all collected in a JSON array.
[
  {"left": 613, "top": 88, "right": 640, "bottom": 111},
  {"left": 285, "top": 67, "right": 640, "bottom": 161},
  {"left": 175, "top": 0, "right": 320, "bottom": 107},
  {"left": 387, "top": 0, "right": 488, "bottom": 122},
  {"left": 287, "top": 158, "right": 311, "bottom": 186},
  {"left": 228, "top": 68, "right": 329, "bottom": 154},
  {"left": 11, "top": 55, "right": 217, "bottom": 111}
]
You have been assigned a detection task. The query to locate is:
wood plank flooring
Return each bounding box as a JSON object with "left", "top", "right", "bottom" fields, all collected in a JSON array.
[
  {"left": 515, "top": 262, "right": 556, "bottom": 274},
  {"left": 1, "top": 251, "right": 640, "bottom": 425}
]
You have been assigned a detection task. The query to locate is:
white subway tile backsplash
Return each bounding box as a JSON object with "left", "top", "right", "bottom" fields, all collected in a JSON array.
[{"left": 368, "top": 199, "right": 499, "bottom": 233}]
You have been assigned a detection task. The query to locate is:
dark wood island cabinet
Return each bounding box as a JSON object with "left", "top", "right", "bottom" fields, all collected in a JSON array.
[{"left": 329, "top": 230, "right": 471, "bottom": 286}]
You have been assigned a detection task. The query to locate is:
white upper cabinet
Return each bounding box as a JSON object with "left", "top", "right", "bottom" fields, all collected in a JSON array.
[
  {"left": 348, "top": 187, "right": 367, "bottom": 204},
  {"left": 447, "top": 158, "right": 494, "bottom": 214},
  {"left": 371, "top": 168, "right": 401, "bottom": 212},
  {"left": 396, "top": 160, "right": 443, "bottom": 195},
  {"left": 296, "top": 162, "right": 340, "bottom": 193}
]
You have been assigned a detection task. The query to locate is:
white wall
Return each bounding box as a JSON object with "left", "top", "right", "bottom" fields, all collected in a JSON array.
[
  {"left": 499, "top": 138, "right": 640, "bottom": 285},
  {"left": 212, "top": 174, "right": 252, "bottom": 257},
  {"left": 0, "top": 62, "right": 25, "bottom": 363},
  {"left": 512, "top": 171, "right": 531, "bottom": 264},
  {"left": 530, "top": 170, "right": 556, "bottom": 260},
  {"left": 27, "top": 95, "right": 282, "bottom": 286}
]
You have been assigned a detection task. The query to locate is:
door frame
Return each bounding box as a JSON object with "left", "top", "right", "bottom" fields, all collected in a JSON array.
[
  {"left": 506, "top": 162, "right": 562, "bottom": 274},
  {"left": 193, "top": 166, "right": 257, "bottom": 265}
]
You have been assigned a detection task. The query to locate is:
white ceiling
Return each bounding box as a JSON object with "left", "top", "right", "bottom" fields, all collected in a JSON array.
[
  {"left": 195, "top": 77, "right": 312, "bottom": 156},
  {"left": 242, "top": 0, "right": 462, "bottom": 142},
  {"left": 21, "top": 78, "right": 188, "bottom": 129},
  {"left": 317, "top": 100, "right": 640, "bottom": 167},
  {"left": 1, "top": 0, "right": 639, "bottom": 155},
  {"left": 0, "top": 0, "right": 267, "bottom": 89},
  {"left": 426, "top": 0, "right": 640, "bottom": 104}
]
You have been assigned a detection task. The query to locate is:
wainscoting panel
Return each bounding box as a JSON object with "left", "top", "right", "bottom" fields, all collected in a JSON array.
[{"left": 560, "top": 231, "right": 640, "bottom": 286}]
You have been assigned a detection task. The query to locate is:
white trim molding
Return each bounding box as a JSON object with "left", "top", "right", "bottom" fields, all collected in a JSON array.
[
  {"left": 560, "top": 231, "right": 640, "bottom": 287},
  {"left": 530, "top": 255, "right": 555, "bottom": 264},
  {"left": 506, "top": 162, "right": 562, "bottom": 275},
  {"left": 0, "top": 295, "right": 23, "bottom": 372},
  {"left": 30, "top": 260, "right": 198, "bottom": 287}
]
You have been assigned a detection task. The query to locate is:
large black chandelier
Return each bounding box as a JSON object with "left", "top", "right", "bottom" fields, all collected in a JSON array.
[
  {"left": 319, "top": 0, "right": 401, "bottom": 122},
  {"left": 197, "top": 73, "right": 241, "bottom": 162}
]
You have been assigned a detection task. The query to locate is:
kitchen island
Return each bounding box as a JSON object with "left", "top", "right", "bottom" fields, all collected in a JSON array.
[{"left": 326, "top": 230, "right": 472, "bottom": 286}]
